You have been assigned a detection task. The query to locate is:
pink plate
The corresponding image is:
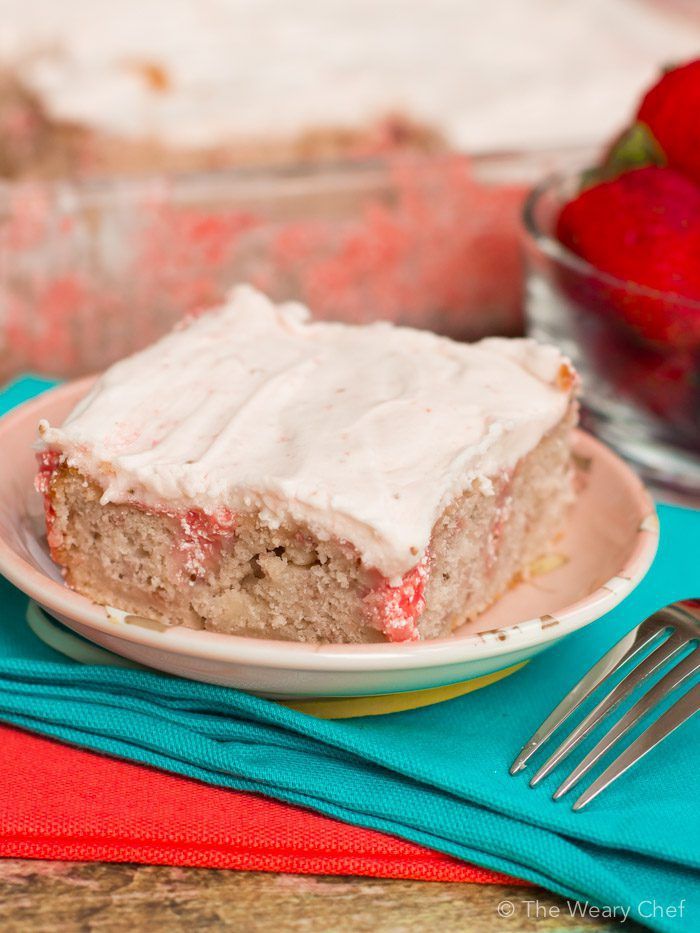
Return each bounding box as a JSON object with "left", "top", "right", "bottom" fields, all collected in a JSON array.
[{"left": 0, "top": 379, "right": 658, "bottom": 699}]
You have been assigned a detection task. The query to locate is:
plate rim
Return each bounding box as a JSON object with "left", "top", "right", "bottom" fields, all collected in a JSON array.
[{"left": 0, "top": 379, "right": 659, "bottom": 673}]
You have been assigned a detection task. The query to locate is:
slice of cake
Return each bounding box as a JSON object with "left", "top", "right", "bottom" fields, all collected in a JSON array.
[{"left": 36, "top": 286, "right": 577, "bottom": 643}]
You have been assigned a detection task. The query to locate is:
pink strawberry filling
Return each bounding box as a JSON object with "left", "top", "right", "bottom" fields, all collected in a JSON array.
[
  {"left": 174, "top": 508, "right": 237, "bottom": 583},
  {"left": 363, "top": 553, "right": 430, "bottom": 642},
  {"left": 35, "top": 451, "right": 64, "bottom": 556}
]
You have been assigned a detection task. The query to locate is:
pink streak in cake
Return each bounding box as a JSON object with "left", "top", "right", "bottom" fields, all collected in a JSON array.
[
  {"left": 37, "top": 286, "right": 574, "bottom": 581},
  {"left": 175, "top": 508, "right": 238, "bottom": 583},
  {"left": 34, "top": 451, "right": 63, "bottom": 556},
  {"left": 364, "top": 553, "right": 430, "bottom": 641}
]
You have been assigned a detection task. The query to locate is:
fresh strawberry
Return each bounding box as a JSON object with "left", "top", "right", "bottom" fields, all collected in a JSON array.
[
  {"left": 637, "top": 59, "right": 700, "bottom": 185},
  {"left": 556, "top": 166, "right": 700, "bottom": 350}
]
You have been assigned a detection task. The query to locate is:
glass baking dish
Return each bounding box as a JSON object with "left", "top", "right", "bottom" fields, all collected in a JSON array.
[{"left": 0, "top": 148, "right": 596, "bottom": 382}]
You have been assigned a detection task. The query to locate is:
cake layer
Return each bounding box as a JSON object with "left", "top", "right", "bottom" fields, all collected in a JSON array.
[
  {"left": 38, "top": 286, "right": 574, "bottom": 581},
  {"left": 41, "top": 410, "right": 574, "bottom": 643}
]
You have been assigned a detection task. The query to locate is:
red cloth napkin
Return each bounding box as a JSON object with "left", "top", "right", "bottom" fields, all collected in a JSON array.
[{"left": 0, "top": 723, "right": 525, "bottom": 883}]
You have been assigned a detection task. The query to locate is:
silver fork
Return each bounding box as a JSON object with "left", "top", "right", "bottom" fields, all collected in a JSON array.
[{"left": 510, "top": 599, "right": 700, "bottom": 810}]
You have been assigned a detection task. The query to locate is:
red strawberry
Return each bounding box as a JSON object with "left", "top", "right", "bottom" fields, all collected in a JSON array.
[
  {"left": 556, "top": 166, "right": 700, "bottom": 350},
  {"left": 637, "top": 59, "right": 700, "bottom": 185}
]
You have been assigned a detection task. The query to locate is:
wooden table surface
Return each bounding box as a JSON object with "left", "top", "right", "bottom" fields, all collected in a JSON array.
[{"left": 0, "top": 861, "right": 641, "bottom": 932}]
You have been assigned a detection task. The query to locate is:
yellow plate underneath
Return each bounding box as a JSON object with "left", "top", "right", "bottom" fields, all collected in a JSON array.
[{"left": 283, "top": 663, "right": 526, "bottom": 718}]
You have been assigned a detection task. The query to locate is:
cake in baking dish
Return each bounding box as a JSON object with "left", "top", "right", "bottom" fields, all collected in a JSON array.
[{"left": 36, "top": 286, "right": 577, "bottom": 643}]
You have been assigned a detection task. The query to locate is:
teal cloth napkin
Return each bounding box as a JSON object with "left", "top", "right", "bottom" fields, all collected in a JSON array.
[{"left": 1, "top": 377, "right": 698, "bottom": 932}]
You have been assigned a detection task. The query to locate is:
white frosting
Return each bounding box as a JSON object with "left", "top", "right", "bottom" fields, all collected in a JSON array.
[{"left": 39, "top": 286, "right": 574, "bottom": 580}]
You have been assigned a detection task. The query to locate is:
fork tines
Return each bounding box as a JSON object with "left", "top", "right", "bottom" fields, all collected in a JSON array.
[{"left": 510, "top": 601, "right": 700, "bottom": 809}]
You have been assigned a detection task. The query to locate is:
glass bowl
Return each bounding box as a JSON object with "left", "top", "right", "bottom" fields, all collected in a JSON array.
[
  {"left": 523, "top": 172, "right": 700, "bottom": 500},
  {"left": 0, "top": 153, "right": 536, "bottom": 384}
]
